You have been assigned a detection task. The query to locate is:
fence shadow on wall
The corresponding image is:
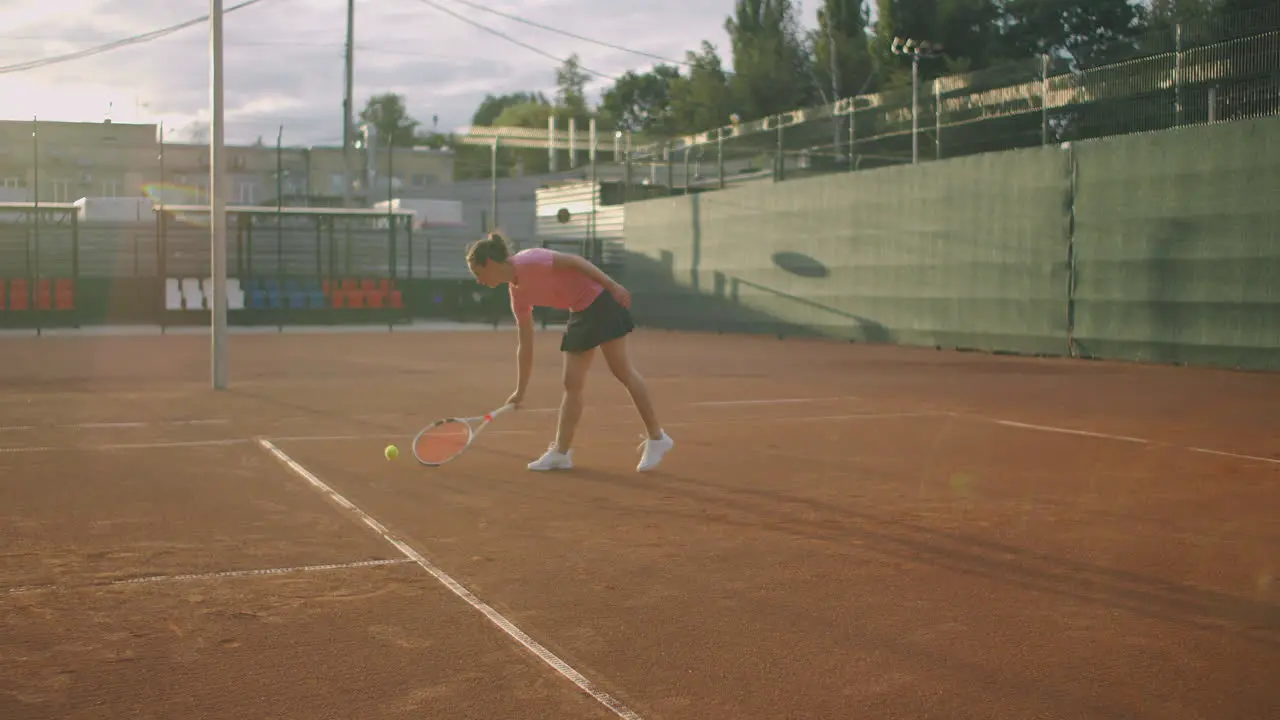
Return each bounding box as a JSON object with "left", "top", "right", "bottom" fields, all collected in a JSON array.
[{"left": 622, "top": 252, "right": 892, "bottom": 345}]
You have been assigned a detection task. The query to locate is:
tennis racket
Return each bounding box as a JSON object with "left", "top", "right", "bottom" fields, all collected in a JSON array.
[{"left": 412, "top": 403, "right": 515, "bottom": 466}]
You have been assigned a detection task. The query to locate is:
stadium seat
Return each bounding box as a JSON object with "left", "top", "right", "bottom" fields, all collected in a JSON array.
[
  {"left": 302, "top": 280, "right": 326, "bottom": 309},
  {"left": 36, "top": 279, "right": 52, "bottom": 310},
  {"left": 390, "top": 289, "right": 403, "bottom": 309},
  {"left": 54, "top": 279, "right": 75, "bottom": 311},
  {"left": 165, "top": 278, "right": 183, "bottom": 310},
  {"left": 287, "top": 286, "right": 309, "bottom": 310},
  {"left": 227, "top": 278, "right": 245, "bottom": 310},
  {"left": 181, "top": 278, "right": 204, "bottom": 310},
  {"left": 9, "top": 279, "right": 29, "bottom": 311},
  {"left": 345, "top": 280, "right": 365, "bottom": 309}
]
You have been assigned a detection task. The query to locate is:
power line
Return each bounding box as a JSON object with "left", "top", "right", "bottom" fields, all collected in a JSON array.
[
  {"left": 438, "top": 0, "right": 691, "bottom": 69},
  {"left": 410, "top": 0, "right": 616, "bottom": 81},
  {"left": 0, "top": 0, "right": 273, "bottom": 75}
]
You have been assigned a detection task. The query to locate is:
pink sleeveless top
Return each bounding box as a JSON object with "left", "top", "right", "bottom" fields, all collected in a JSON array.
[{"left": 508, "top": 247, "right": 603, "bottom": 319}]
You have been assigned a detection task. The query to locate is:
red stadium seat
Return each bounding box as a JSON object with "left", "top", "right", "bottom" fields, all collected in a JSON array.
[
  {"left": 55, "top": 279, "right": 75, "bottom": 311},
  {"left": 9, "top": 279, "right": 29, "bottom": 311},
  {"left": 36, "top": 279, "right": 52, "bottom": 310}
]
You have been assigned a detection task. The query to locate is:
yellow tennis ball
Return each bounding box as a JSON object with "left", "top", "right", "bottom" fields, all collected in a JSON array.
[{"left": 385, "top": 444, "right": 399, "bottom": 460}]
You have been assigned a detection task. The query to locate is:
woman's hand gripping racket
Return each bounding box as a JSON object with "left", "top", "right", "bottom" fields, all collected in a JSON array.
[{"left": 412, "top": 403, "right": 514, "bottom": 466}]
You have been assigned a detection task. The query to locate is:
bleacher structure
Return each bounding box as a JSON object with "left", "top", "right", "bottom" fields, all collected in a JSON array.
[
  {"left": 162, "top": 276, "right": 405, "bottom": 312},
  {"left": 0, "top": 199, "right": 512, "bottom": 331}
]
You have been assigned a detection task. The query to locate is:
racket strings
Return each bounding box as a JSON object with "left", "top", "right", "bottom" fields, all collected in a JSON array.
[{"left": 414, "top": 421, "right": 471, "bottom": 464}]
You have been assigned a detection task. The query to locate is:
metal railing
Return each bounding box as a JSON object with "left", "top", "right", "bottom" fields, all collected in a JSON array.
[{"left": 621, "top": 6, "right": 1280, "bottom": 190}]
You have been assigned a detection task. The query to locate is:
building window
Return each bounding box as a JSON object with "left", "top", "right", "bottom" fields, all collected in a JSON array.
[
  {"left": 101, "top": 180, "right": 120, "bottom": 198},
  {"left": 237, "top": 182, "right": 255, "bottom": 204},
  {"left": 411, "top": 173, "right": 434, "bottom": 187},
  {"left": 50, "top": 180, "right": 71, "bottom": 202},
  {"left": 1, "top": 177, "right": 21, "bottom": 189}
]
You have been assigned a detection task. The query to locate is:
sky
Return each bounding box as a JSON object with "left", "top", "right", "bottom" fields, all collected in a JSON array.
[{"left": 0, "top": 0, "right": 822, "bottom": 147}]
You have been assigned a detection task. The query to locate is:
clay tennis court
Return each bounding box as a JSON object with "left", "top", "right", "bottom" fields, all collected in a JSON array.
[{"left": 2, "top": 327, "right": 1277, "bottom": 719}]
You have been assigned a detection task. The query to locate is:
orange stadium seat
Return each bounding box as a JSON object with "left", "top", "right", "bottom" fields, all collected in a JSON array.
[{"left": 9, "top": 279, "right": 29, "bottom": 311}]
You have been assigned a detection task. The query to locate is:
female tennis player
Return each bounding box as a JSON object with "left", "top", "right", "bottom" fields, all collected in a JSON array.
[{"left": 466, "top": 232, "right": 674, "bottom": 472}]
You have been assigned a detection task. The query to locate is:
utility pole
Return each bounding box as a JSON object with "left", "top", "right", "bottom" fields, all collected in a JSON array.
[{"left": 342, "top": 0, "right": 355, "bottom": 209}]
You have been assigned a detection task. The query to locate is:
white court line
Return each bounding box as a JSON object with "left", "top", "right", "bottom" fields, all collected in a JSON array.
[
  {"left": 0, "top": 418, "right": 230, "bottom": 432},
  {"left": 993, "top": 420, "right": 1150, "bottom": 444},
  {"left": 257, "top": 438, "right": 644, "bottom": 720},
  {"left": 0, "top": 397, "right": 861, "bottom": 433},
  {"left": 0, "top": 413, "right": 937, "bottom": 453},
  {"left": 1187, "top": 446, "right": 1280, "bottom": 466},
  {"left": 691, "top": 396, "right": 858, "bottom": 407},
  {"left": 4, "top": 558, "right": 411, "bottom": 595},
  {"left": 990, "top": 418, "right": 1280, "bottom": 466},
  {"left": 0, "top": 437, "right": 250, "bottom": 454},
  {"left": 270, "top": 413, "right": 935, "bottom": 444}
]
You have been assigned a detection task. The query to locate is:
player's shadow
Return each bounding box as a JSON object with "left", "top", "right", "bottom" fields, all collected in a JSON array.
[{"left": 554, "top": 466, "right": 1280, "bottom": 651}]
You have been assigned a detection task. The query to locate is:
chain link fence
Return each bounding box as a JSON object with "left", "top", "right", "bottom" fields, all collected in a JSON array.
[{"left": 621, "top": 5, "right": 1280, "bottom": 191}]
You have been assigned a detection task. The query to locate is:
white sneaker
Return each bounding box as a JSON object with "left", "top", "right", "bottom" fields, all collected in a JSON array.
[
  {"left": 636, "top": 431, "right": 674, "bottom": 472},
  {"left": 528, "top": 445, "right": 573, "bottom": 471}
]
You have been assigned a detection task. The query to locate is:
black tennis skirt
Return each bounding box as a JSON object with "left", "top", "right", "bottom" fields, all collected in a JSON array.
[{"left": 560, "top": 289, "right": 635, "bottom": 353}]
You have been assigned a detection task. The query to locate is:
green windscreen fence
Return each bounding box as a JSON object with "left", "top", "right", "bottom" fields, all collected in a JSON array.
[
  {"left": 623, "top": 146, "right": 1074, "bottom": 356},
  {"left": 1070, "top": 116, "right": 1280, "bottom": 369}
]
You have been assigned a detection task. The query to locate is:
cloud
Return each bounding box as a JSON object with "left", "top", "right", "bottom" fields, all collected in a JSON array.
[{"left": 0, "top": 0, "right": 819, "bottom": 146}]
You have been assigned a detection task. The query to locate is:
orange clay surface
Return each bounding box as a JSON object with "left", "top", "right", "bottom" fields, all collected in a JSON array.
[{"left": 1, "top": 328, "right": 1277, "bottom": 719}]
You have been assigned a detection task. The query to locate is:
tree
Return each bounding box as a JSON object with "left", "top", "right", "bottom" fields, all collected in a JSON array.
[
  {"left": 555, "top": 54, "right": 592, "bottom": 117},
  {"left": 358, "top": 92, "right": 419, "bottom": 146},
  {"left": 871, "top": 0, "right": 1002, "bottom": 87},
  {"left": 725, "top": 0, "right": 815, "bottom": 118},
  {"left": 996, "top": 0, "right": 1146, "bottom": 69},
  {"left": 471, "top": 92, "right": 549, "bottom": 127},
  {"left": 668, "top": 42, "right": 738, "bottom": 135},
  {"left": 600, "top": 65, "right": 681, "bottom": 134},
  {"left": 810, "top": 0, "right": 876, "bottom": 101}
]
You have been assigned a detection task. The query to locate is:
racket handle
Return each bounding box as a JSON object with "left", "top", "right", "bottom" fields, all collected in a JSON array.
[{"left": 487, "top": 403, "right": 516, "bottom": 421}]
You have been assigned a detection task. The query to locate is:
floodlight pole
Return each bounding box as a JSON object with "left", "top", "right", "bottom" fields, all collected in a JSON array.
[
  {"left": 210, "top": 0, "right": 228, "bottom": 389},
  {"left": 892, "top": 37, "right": 942, "bottom": 166}
]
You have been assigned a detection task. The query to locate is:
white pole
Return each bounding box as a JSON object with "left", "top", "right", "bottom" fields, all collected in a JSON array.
[
  {"left": 911, "top": 56, "right": 919, "bottom": 165},
  {"left": 210, "top": 0, "right": 228, "bottom": 389}
]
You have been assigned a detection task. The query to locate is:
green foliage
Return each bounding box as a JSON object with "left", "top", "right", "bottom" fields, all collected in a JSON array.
[
  {"left": 668, "top": 43, "right": 737, "bottom": 136},
  {"left": 600, "top": 65, "right": 682, "bottom": 134},
  {"left": 369, "top": 0, "right": 1267, "bottom": 181},
  {"left": 726, "top": 0, "right": 816, "bottom": 116},
  {"left": 471, "top": 92, "right": 549, "bottom": 127},
  {"left": 357, "top": 93, "right": 419, "bottom": 147},
  {"left": 996, "top": 0, "right": 1146, "bottom": 67},
  {"left": 811, "top": 0, "right": 875, "bottom": 99}
]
